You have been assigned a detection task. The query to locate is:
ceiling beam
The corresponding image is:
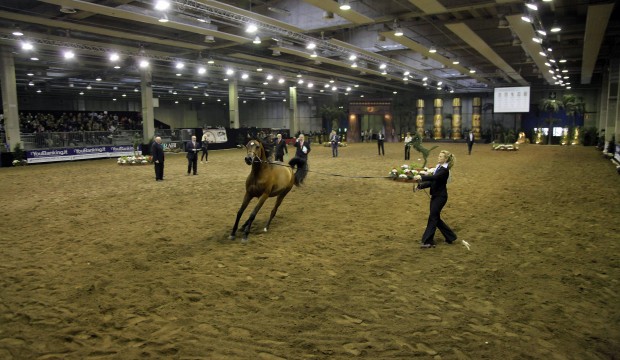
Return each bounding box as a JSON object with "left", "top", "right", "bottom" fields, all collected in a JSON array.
[
  {"left": 581, "top": 2, "right": 615, "bottom": 84},
  {"left": 0, "top": 10, "right": 207, "bottom": 51},
  {"left": 301, "top": 0, "right": 374, "bottom": 25},
  {"left": 506, "top": 14, "right": 554, "bottom": 85},
  {"left": 445, "top": 22, "right": 528, "bottom": 85},
  {"left": 380, "top": 31, "right": 493, "bottom": 87},
  {"left": 38, "top": 0, "right": 252, "bottom": 44}
]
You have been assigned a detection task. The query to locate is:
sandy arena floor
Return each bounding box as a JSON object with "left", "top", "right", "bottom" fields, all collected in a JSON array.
[{"left": 0, "top": 141, "right": 619, "bottom": 359}]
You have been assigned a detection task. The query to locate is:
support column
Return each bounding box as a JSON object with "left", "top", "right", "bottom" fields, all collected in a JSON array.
[
  {"left": 611, "top": 58, "right": 620, "bottom": 155},
  {"left": 472, "top": 97, "right": 482, "bottom": 140},
  {"left": 433, "top": 98, "right": 443, "bottom": 140},
  {"left": 228, "top": 79, "right": 239, "bottom": 129},
  {"left": 598, "top": 64, "right": 609, "bottom": 144},
  {"left": 0, "top": 47, "right": 21, "bottom": 151},
  {"left": 452, "top": 97, "right": 462, "bottom": 140},
  {"left": 140, "top": 68, "right": 155, "bottom": 144},
  {"left": 383, "top": 113, "right": 393, "bottom": 142},
  {"left": 348, "top": 114, "right": 358, "bottom": 142},
  {"left": 416, "top": 99, "right": 425, "bottom": 138},
  {"left": 289, "top": 86, "right": 299, "bottom": 135}
]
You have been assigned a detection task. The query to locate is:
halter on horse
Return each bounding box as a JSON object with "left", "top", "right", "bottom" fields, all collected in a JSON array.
[{"left": 230, "top": 138, "right": 307, "bottom": 243}]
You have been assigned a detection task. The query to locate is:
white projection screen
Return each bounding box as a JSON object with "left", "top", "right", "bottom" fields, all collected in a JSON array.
[{"left": 493, "top": 86, "right": 531, "bottom": 113}]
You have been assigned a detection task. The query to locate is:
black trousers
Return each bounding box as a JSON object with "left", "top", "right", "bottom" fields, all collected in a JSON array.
[
  {"left": 421, "top": 195, "right": 457, "bottom": 244},
  {"left": 332, "top": 144, "right": 338, "bottom": 157},
  {"left": 404, "top": 145, "right": 411, "bottom": 160},
  {"left": 201, "top": 147, "right": 208, "bottom": 161},
  {"left": 187, "top": 157, "right": 197, "bottom": 174},
  {"left": 154, "top": 162, "right": 164, "bottom": 180},
  {"left": 467, "top": 143, "right": 473, "bottom": 155},
  {"left": 275, "top": 153, "right": 284, "bottom": 162},
  {"left": 377, "top": 141, "right": 384, "bottom": 155}
]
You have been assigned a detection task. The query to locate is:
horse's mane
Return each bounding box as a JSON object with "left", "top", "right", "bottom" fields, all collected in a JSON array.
[{"left": 251, "top": 136, "right": 275, "bottom": 161}]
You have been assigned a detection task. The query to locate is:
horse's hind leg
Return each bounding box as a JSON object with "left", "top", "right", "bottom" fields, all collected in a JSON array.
[
  {"left": 242, "top": 193, "right": 270, "bottom": 243},
  {"left": 230, "top": 193, "right": 252, "bottom": 240},
  {"left": 264, "top": 191, "right": 290, "bottom": 233}
]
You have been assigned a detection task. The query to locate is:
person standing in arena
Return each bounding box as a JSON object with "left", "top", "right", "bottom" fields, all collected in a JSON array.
[
  {"left": 466, "top": 130, "right": 475, "bottom": 155},
  {"left": 152, "top": 136, "right": 165, "bottom": 181},
  {"left": 293, "top": 133, "right": 311, "bottom": 160},
  {"left": 413, "top": 150, "right": 457, "bottom": 248},
  {"left": 330, "top": 130, "right": 340, "bottom": 157},
  {"left": 377, "top": 131, "right": 385, "bottom": 156},
  {"left": 404, "top": 132, "right": 413, "bottom": 160},
  {"left": 200, "top": 130, "right": 209, "bottom": 163},
  {"left": 274, "top": 133, "right": 288, "bottom": 162},
  {"left": 186, "top": 135, "right": 199, "bottom": 175}
]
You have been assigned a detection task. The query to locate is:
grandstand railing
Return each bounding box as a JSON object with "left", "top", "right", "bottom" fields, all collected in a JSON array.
[{"left": 14, "top": 129, "right": 175, "bottom": 150}]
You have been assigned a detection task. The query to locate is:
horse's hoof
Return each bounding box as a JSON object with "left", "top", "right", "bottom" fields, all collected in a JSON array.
[
  {"left": 241, "top": 238, "right": 248, "bottom": 244},
  {"left": 263, "top": 227, "right": 268, "bottom": 232},
  {"left": 229, "top": 235, "right": 236, "bottom": 240}
]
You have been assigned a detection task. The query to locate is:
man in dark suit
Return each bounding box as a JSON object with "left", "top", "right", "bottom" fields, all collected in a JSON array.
[
  {"left": 294, "top": 133, "right": 310, "bottom": 160},
  {"left": 274, "top": 133, "right": 288, "bottom": 162},
  {"left": 466, "top": 131, "right": 475, "bottom": 155},
  {"left": 186, "top": 135, "right": 199, "bottom": 175},
  {"left": 413, "top": 150, "right": 457, "bottom": 248},
  {"left": 151, "top": 136, "right": 165, "bottom": 181},
  {"left": 377, "top": 131, "right": 385, "bottom": 156}
]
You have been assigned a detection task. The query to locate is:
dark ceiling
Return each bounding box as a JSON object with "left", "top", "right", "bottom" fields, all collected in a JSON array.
[{"left": 0, "top": 0, "right": 618, "bottom": 104}]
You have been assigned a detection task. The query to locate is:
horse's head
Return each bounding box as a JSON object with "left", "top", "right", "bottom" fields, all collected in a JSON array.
[{"left": 245, "top": 139, "right": 265, "bottom": 165}]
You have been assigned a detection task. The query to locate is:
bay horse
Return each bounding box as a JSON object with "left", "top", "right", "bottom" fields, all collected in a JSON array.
[{"left": 229, "top": 138, "right": 307, "bottom": 243}]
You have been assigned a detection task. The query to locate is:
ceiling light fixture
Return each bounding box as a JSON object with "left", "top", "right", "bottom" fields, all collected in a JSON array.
[
  {"left": 158, "top": 13, "right": 169, "bottom": 23},
  {"left": 21, "top": 41, "right": 33, "bottom": 50},
  {"left": 559, "top": 58, "right": 567, "bottom": 63},
  {"left": 521, "top": 16, "right": 532, "bottom": 23},
  {"left": 246, "top": 23, "right": 258, "bottom": 33},
  {"left": 154, "top": 0, "right": 170, "bottom": 11},
  {"left": 306, "top": 42, "right": 316, "bottom": 50},
  {"left": 393, "top": 19, "right": 404, "bottom": 36},
  {"left": 526, "top": 2, "right": 538, "bottom": 11},
  {"left": 253, "top": 36, "right": 261, "bottom": 44},
  {"left": 63, "top": 50, "right": 75, "bottom": 59},
  {"left": 12, "top": 27, "right": 23, "bottom": 36},
  {"left": 429, "top": 46, "right": 437, "bottom": 53},
  {"left": 310, "top": 51, "right": 318, "bottom": 58},
  {"left": 339, "top": 0, "right": 351, "bottom": 11},
  {"left": 550, "top": 21, "right": 561, "bottom": 32},
  {"left": 197, "top": 66, "right": 206, "bottom": 74}
]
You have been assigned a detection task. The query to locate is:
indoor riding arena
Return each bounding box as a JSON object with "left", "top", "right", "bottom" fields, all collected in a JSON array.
[{"left": 1, "top": 142, "right": 618, "bottom": 359}]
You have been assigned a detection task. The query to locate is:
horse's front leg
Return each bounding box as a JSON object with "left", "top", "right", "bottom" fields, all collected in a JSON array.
[
  {"left": 230, "top": 192, "right": 252, "bottom": 240},
  {"left": 264, "top": 190, "right": 290, "bottom": 233},
  {"left": 242, "top": 192, "right": 270, "bottom": 243}
]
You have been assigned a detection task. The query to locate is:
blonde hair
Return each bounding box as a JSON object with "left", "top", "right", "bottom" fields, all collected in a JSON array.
[{"left": 440, "top": 150, "right": 456, "bottom": 170}]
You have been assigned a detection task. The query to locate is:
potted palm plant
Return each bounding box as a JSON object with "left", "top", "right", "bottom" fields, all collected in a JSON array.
[{"left": 540, "top": 98, "right": 564, "bottom": 145}]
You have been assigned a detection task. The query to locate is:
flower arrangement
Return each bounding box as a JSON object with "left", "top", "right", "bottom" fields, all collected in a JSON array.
[
  {"left": 491, "top": 143, "right": 519, "bottom": 151},
  {"left": 323, "top": 142, "right": 347, "bottom": 147},
  {"left": 117, "top": 155, "right": 152, "bottom": 165},
  {"left": 389, "top": 163, "right": 432, "bottom": 181},
  {"left": 12, "top": 159, "right": 27, "bottom": 166}
]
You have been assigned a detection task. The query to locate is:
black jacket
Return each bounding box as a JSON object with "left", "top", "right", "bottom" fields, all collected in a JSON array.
[{"left": 418, "top": 166, "right": 449, "bottom": 197}]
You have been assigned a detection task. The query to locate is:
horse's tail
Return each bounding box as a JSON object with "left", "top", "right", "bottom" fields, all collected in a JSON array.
[
  {"left": 288, "top": 157, "right": 308, "bottom": 186},
  {"left": 428, "top": 145, "right": 439, "bottom": 152}
]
